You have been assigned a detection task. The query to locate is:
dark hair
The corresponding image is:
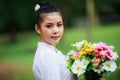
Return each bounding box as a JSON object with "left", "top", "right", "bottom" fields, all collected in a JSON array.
[{"left": 34, "top": 1, "right": 61, "bottom": 26}]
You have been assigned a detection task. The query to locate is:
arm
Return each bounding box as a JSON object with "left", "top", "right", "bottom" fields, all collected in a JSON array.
[{"left": 33, "top": 52, "right": 61, "bottom": 80}]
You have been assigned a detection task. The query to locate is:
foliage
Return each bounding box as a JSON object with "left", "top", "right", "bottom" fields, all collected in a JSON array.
[{"left": 0, "top": 0, "right": 120, "bottom": 32}]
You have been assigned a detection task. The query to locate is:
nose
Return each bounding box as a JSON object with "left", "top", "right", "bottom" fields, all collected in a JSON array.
[{"left": 52, "top": 26, "right": 59, "bottom": 34}]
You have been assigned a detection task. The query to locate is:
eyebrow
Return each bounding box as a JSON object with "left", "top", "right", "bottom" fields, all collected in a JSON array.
[
  {"left": 57, "top": 21, "right": 62, "bottom": 23},
  {"left": 46, "top": 23, "right": 53, "bottom": 25},
  {"left": 46, "top": 21, "right": 62, "bottom": 25}
]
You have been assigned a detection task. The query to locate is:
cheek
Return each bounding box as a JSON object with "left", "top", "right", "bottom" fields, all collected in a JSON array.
[
  {"left": 43, "top": 30, "right": 51, "bottom": 36},
  {"left": 41, "top": 27, "right": 51, "bottom": 34},
  {"left": 60, "top": 27, "right": 64, "bottom": 33}
]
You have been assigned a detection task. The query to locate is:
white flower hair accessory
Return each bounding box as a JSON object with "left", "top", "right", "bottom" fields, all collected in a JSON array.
[{"left": 35, "top": 4, "right": 40, "bottom": 11}]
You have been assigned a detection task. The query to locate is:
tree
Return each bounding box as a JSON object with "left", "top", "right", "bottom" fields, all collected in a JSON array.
[{"left": 85, "top": 0, "right": 99, "bottom": 41}]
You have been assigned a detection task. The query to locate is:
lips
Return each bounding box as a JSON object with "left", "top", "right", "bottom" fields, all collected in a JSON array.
[{"left": 51, "top": 36, "right": 60, "bottom": 40}]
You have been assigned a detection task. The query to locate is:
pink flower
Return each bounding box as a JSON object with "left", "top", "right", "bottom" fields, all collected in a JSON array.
[
  {"left": 95, "top": 52, "right": 100, "bottom": 57},
  {"left": 100, "top": 51, "right": 106, "bottom": 56},
  {"left": 105, "top": 52, "right": 112, "bottom": 60},
  {"left": 94, "top": 42, "right": 114, "bottom": 60},
  {"left": 93, "top": 58, "right": 101, "bottom": 66},
  {"left": 96, "top": 42, "right": 114, "bottom": 51},
  {"left": 100, "top": 55, "right": 105, "bottom": 61},
  {"left": 74, "top": 52, "right": 79, "bottom": 58}
]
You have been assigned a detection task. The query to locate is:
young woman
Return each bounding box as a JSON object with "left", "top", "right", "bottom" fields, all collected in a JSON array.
[{"left": 32, "top": 1, "right": 76, "bottom": 80}]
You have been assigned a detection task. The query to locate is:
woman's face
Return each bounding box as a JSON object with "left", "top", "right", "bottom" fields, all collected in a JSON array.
[{"left": 36, "top": 12, "right": 64, "bottom": 46}]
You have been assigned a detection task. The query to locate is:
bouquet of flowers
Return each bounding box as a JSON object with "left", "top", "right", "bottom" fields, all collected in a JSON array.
[{"left": 66, "top": 40, "right": 119, "bottom": 80}]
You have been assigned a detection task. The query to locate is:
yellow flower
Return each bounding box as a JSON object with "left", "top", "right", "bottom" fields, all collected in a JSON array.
[
  {"left": 71, "top": 55, "right": 75, "bottom": 60},
  {"left": 66, "top": 60, "right": 70, "bottom": 64},
  {"left": 66, "top": 60, "right": 70, "bottom": 65},
  {"left": 86, "top": 48, "right": 93, "bottom": 54},
  {"left": 91, "top": 45, "right": 96, "bottom": 49},
  {"left": 81, "top": 47, "right": 86, "bottom": 51},
  {"left": 79, "top": 51, "right": 86, "bottom": 56},
  {"left": 84, "top": 41, "right": 90, "bottom": 47}
]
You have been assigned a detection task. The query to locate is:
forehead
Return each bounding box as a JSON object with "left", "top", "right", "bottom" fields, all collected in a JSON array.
[{"left": 40, "top": 12, "right": 62, "bottom": 23}]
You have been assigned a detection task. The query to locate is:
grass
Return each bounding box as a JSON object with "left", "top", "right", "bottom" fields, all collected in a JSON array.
[{"left": 0, "top": 24, "right": 120, "bottom": 80}]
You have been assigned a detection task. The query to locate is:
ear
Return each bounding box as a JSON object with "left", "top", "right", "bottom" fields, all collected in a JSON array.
[{"left": 34, "top": 24, "right": 41, "bottom": 34}]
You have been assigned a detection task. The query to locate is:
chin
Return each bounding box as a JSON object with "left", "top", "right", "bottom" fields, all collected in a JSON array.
[{"left": 52, "top": 41, "right": 59, "bottom": 45}]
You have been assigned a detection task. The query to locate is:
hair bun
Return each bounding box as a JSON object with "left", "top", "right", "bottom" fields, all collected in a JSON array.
[
  {"left": 38, "top": 1, "right": 50, "bottom": 8},
  {"left": 35, "top": 1, "right": 50, "bottom": 11}
]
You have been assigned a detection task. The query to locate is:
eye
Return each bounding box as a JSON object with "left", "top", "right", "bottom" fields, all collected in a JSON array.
[
  {"left": 46, "top": 25, "right": 53, "bottom": 29},
  {"left": 57, "top": 23, "right": 63, "bottom": 27}
]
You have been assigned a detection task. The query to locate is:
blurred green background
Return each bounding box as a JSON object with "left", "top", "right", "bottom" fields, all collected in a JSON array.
[{"left": 0, "top": 0, "right": 120, "bottom": 80}]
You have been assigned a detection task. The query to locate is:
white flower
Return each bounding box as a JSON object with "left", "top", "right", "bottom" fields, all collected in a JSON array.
[
  {"left": 92, "top": 43, "right": 97, "bottom": 46},
  {"left": 65, "top": 56, "right": 70, "bottom": 61},
  {"left": 67, "top": 50, "right": 75, "bottom": 56},
  {"left": 111, "top": 51, "right": 119, "bottom": 60},
  {"left": 72, "top": 40, "right": 86, "bottom": 50},
  {"left": 81, "top": 58, "right": 90, "bottom": 69},
  {"left": 102, "top": 61, "right": 117, "bottom": 72},
  {"left": 93, "top": 66, "right": 103, "bottom": 73},
  {"left": 35, "top": 4, "right": 40, "bottom": 11},
  {"left": 65, "top": 50, "right": 75, "bottom": 61},
  {"left": 71, "top": 60, "right": 85, "bottom": 76}
]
